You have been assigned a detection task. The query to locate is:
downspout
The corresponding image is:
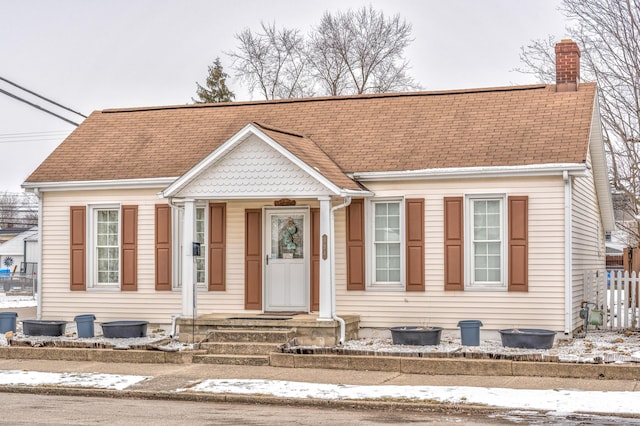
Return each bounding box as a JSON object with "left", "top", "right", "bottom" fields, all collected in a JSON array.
[
  {"left": 34, "top": 188, "right": 42, "bottom": 320},
  {"left": 563, "top": 171, "right": 573, "bottom": 334},
  {"left": 330, "top": 196, "right": 351, "bottom": 344}
]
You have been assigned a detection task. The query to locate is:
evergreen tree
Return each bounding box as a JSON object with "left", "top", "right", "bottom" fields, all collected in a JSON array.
[{"left": 192, "top": 58, "right": 235, "bottom": 103}]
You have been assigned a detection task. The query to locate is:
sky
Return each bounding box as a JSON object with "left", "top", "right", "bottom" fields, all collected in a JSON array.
[{"left": 0, "top": 0, "right": 569, "bottom": 192}]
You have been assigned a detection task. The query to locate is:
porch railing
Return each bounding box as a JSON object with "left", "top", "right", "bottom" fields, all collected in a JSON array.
[{"left": 583, "top": 270, "right": 639, "bottom": 329}]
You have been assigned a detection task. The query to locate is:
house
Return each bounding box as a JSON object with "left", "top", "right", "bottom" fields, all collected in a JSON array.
[
  {"left": 0, "top": 226, "right": 38, "bottom": 293},
  {"left": 23, "top": 40, "right": 614, "bottom": 339}
]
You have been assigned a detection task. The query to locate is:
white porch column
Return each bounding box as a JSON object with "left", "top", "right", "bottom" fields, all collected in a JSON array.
[
  {"left": 182, "top": 199, "right": 196, "bottom": 317},
  {"left": 318, "top": 196, "right": 332, "bottom": 320}
]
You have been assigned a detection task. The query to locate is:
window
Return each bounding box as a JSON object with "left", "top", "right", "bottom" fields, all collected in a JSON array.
[
  {"left": 173, "top": 205, "right": 207, "bottom": 290},
  {"left": 370, "top": 199, "right": 403, "bottom": 288},
  {"left": 89, "top": 205, "right": 120, "bottom": 289},
  {"left": 195, "top": 207, "right": 206, "bottom": 285},
  {"left": 466, "top": 196, "right": 506, "bottom": 289}
]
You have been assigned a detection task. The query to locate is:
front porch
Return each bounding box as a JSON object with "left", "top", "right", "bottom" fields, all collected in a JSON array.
[{"left": 176, "top": 313, "right": 360, "bottom": 346}]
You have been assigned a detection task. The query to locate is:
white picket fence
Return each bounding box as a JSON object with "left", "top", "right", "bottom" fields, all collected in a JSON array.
[{"left": 583, "top": 270, "right": 639, "bottom": 329}]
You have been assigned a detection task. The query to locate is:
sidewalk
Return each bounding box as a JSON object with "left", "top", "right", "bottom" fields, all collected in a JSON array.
[{"left": 0, "top": 357, "right": 639, "bottom": 417}]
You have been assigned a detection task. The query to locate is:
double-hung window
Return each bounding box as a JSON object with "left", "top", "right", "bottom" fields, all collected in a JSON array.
[
  {"left": 172, "top": 205, "right": 207, "bottom": 290},
  {"left": 89, "top": 205, "right": 120, "bottom": 289},
  {"left": 466, "top": 195, "right": 506, "bottom": 289},
  {"left": 195, "top": 206, "right": 206, "bottom": 286},
  {"left": 370, "top": 199, "right": 403, "bottom": 289}
]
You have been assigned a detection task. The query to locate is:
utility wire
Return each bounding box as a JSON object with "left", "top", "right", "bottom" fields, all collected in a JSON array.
[
  {"left": 0, "top": 75, "right": 86, "bottom": 119},
  {"left": 0, "top": 87, "right": 80, "bottom": 127}
]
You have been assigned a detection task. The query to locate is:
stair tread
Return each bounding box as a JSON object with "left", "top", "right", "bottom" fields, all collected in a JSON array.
[{"left": 192, "top": 354, "right": 271, "bottom": 366}]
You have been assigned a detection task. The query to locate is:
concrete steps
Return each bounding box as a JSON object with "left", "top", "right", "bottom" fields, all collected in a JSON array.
[
  {"left": 192, "top": 354, "right": 271, "bottom": 366},
  {"left": 209, "top": 328, "right": 295, "bottom": 343},
  {"left": 196, "top": 327, "right": 295, "bottom": 366},
  {"left": 200, "top": 342, "right": 280, "bottom": 355}
]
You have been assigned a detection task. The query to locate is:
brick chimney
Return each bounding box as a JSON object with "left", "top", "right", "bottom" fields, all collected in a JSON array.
[{"left": 555, "top": 39, "right": 580, "bottom": 92}]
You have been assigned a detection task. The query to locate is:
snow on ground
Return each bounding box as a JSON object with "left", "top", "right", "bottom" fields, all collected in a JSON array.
[
  {"left": 0, "top": 370, "right": 149, "bottom": 390},
  {"left": 0, "top": 294, "right": 36, "bottom": 308},
  {"left": 181, "top": 379, "right": 640, "bottom": 415},
  {"left": 0, "top": 371, "right": 636, "bottom": 415},
  {"left": 340, "top": 330, "right": 640, "bottom": 364}
]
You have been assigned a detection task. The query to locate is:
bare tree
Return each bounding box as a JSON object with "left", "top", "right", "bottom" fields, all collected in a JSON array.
[
  {"left": 311, "top": 6, "right": 418, "bottom": 95},
  {"left": 228, "top": 22, "right": 312, "bottom": 100},
  {"left": 227, "top": 6, "right": 419, "bottom": 98},
  {"left": 0, "top": 192, "right": 37, "bottom": 229},
  {"left": 516, "top": 0, "right": 640, "bottom": 244}
]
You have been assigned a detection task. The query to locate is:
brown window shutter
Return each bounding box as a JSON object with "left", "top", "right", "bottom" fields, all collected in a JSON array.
[
  {"left": 508, "top": 196, "right": 528, "bottom": 292},
  {"left": 121, "top": 205, "right": 138, "bottom": 291},
  {"left": 310, "top": 208, "right": 320, "bottom": 311},
  {"left": 70, "top": 206, "right": 86, "bottom": 291},
  {"left": 208, "top": 203, "right": 226, "bottom": 291},
  {"left": 405, "top": 198, "right": 425, "bottom": 291},
  {"left": 346, "top": 198, "right": 365, "bottom": 291},
  {"left": 155, "top": 204, "right": 172, "bottom": 291},
  {"left": 244, "top": 209, "right": 262, "bottom": 309},
  {"left": 444, "top": 197, "right": 464, "bottom": 291}
]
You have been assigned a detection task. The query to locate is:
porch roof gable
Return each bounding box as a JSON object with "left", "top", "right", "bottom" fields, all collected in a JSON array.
[{"left": 162, "top": 123, "right": 367, "bottom": 199}]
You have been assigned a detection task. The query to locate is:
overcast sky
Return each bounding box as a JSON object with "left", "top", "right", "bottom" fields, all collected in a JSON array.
[{"left": 0, "top": 0, "right": 569, "bottom": 192}]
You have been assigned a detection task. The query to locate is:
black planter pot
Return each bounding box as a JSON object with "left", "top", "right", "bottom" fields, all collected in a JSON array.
[
  {"left": 22, "top": 320, "right": 67, "bottom": 336},
  {"left": 390, "top": 326, "right": 443, "bottom": 346},
  {"left": 499, "top": 328, "right": 556, "bottom": 349},
  {"left": 101, "top": 321, "right": 148, "bottom": 338}
]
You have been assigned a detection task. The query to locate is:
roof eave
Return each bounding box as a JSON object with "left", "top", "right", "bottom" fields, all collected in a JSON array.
[
  {"left": 351, "top": 163, "right": 588, "bottom": 181},
  {"left": 22, "top": 177, "right": 177, "bottom": 192}
]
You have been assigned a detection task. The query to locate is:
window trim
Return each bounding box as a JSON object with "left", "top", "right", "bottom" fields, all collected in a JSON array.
[
  {"left": 87, "top": 203, "right": 121, "bottom": 291},
  {"left": 172, "top": 203, "right": 208, "bottom": 291},
  {"left": 464, "top": 194, "right": 507, "bottom": 291},
  {"left": 366, "top": 197, "right": 405, "bottom": 291}
]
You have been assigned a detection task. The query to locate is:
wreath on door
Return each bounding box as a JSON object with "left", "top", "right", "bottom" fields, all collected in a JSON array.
[
  {"left": 282, "top": 218, "right": 298, "bottom": 250},
  {"left": 3, "top": 257, "right": 14, "bottom": 267}
]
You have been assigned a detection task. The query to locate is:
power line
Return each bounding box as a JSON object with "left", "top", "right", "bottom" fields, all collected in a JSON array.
[
  {"left": 0, "top": 86, "right": 80, "bottom": 127},
  {"left": 0, "top": 132, "right": 70, "bottom": 145},
  {"left": 0, "top": 76, "right": 86, "bottom": 119},
  {"left": 0, "top": 130, "right": 70, "bottom": 139}
]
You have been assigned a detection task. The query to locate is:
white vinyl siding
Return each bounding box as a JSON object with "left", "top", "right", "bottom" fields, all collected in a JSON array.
[
  {"left": 39, "top": 191, "right": 322, "bottom": 324},
  {"left": 40, "top": 190, "right": 179, "bottom": 323},
  {"left": 572, "top": 147, "right": 606, "bottom": 331},
  {"left": 335, "top": 177, "right": 566, "bottom": 331}
]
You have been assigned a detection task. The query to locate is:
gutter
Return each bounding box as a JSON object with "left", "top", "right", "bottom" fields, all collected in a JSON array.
[
  {"left": 564, "top": 171, "right": 573, "bottom": 334},
  {"left": 330, "top": 197, "right": 352, "bottom": 344},
  {"left": 351, "top": 163, "right": 587, "bottom": 181}
]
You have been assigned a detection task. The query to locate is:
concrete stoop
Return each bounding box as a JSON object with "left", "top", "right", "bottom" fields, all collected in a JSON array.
[{"left": 192, "top": 328, "right": 295, "bottom": 366}]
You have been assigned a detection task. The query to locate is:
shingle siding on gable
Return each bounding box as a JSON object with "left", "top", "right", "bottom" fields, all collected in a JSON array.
[{"left": 177, "top": 135, "right": 332, "bottom": 198}]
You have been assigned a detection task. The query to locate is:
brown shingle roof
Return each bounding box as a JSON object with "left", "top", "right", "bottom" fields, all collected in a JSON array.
[
  {"left": 253, "top": 122, "right": 362, "bottom": 191},
  {"left": 25, "top": 83, "right": 597, "bottom": 184}
]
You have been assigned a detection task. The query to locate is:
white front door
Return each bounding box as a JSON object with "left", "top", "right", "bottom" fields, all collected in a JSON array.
[{"left": 265, "top": 208, "right": 309, "bottom": 312}]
